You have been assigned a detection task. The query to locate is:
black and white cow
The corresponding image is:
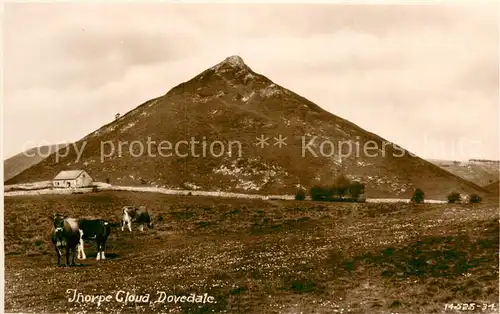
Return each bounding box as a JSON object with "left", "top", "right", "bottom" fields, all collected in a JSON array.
[
  {"left": 51, "top": 213, "right": 80, "bottom": 266},
  {"left": 121, "top": 206, "right": 153, "bottom": 232},
  {"left": 77, "top": 219, "right": 111, "bottom": 260}
]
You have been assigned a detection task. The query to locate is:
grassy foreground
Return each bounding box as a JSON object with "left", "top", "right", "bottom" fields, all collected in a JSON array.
[{"left": 4, "top": 191, "right": 499, "bottom": 314}]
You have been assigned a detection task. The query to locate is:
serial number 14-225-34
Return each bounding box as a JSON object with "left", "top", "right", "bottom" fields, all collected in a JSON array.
[{"left": 444, "top": 303, "right": 497, "bottom": 311}]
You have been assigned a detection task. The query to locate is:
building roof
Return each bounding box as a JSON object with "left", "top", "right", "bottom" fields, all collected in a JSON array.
[{"left": 53, "top": 170, "right": 86, "bottom": 180}]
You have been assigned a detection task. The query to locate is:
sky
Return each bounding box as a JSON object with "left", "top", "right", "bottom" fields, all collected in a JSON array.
[{"left": 2, "top": 2, "right": 499, "bottom": 161}]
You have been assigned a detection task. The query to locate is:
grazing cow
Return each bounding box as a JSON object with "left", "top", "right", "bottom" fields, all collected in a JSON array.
[
  {"left": 121, "top": 206, "right": 153, "bottom": 232},
  {"left": 77, "top": 219, "right": 111, "bottom": 260},
  {"left": 51, "top": 213, "right": 80, "bottom": 266}
]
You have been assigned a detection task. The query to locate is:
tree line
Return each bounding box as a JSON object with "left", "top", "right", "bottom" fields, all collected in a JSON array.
[
  {"left": 295, "top": 174, "right": 365, "bottom": 202},
  {"left": 294, "top": 175, "right": 483, "bottom": 204}
]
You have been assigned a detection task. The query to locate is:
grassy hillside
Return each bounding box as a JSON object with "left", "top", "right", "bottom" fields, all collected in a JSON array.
[
  {"left": 6, "top": 56, "right": 488, "bottom": 199},
  {"left": 484, "top": 181, "right": 499, "bottom": 195},
  {"left": 4, "top": 191, "right": 499, "bottom": 314}
]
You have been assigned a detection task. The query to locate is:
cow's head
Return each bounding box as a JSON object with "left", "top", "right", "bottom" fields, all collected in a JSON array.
[
  {"left": 123, "top": 206, "right": 137, "bottom": 215},
  {"left": 54, "top": 226, "right": 65, "bottom": 237},
  {"left": 52, "top": 213, "right": 65, "bottom": 229}
]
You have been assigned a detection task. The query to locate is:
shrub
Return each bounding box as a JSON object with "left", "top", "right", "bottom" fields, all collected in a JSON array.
[
  {"left": 310, "top": 186, "right": 333, "bottom": 201},
  {"left": 411, "top": 188, "right": 425, "bottom": 204},
  {"left": 310, "top": 176, "right": 366, "bottom": 202},
  {"left": 333, "top": 174, "right": 351, "bottom": 198},
  {"left": 469, "top": 194, "right": 482, "bottom": 204},
  {"left": 295, "top": 190, "right": 306, "bottom": 201},
  {"left": 348, "top": 182, "right": 365, "bottom": 199},
  {"left": 447, "top": 192, "right": 461, "bottom": 203}
]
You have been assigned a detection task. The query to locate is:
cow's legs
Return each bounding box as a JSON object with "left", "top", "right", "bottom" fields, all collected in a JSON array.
[
  {"left": 78, "top": 239, "right": 86, "bottom": 260},
  {"left": 78, "top": 230, "right": 86, "bottom": 259},
  {"left": 100, "top": 239, "right": 107, "bottom": 260},
  {"left": 96, "top": 241, "right": 101, "bottom": 260},
  {"left": 121, "top": 219, "right": 125, "bottom": 232},
  {"left": 96, "top": 239, "right": 106, "bottom": 260},
  {"left": 71, "top": 247, "right": 77, "bottom": 266},
  {"left": 55, "top": 246, "right": 62, "bottom": 266},
  {"left": 127, "top": 220, "right": 132, "bottom": 232},
  {"left": 77, "top": 243, "right": 82, "bottom": 259},
  {"left": 79, "top": 243, "right": 87, "bottom": 260},
  {"left": 139, "top": 224, "right": 144, "bottom": 232},
  {"left": 65, "top": 248, "right": 71, "bottom": 266}
]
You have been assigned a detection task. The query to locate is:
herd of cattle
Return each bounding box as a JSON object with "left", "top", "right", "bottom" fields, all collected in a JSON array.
[{"left": 51, "top": 205, "right": 153, "bottom": 266}]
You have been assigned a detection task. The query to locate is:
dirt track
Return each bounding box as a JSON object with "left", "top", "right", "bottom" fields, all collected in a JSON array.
[{"left": 4, "top": 191, "right": 499, "bottom": 313}]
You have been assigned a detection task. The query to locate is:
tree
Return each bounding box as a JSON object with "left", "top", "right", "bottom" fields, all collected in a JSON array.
[
  {"left": 333, "top": 174, "right": 351, "bottom": 199},
  {"left": 469, "top": 193, "right": 482, "bottom": 204},
  {"left": 115, "top": 113, "right": 121, "bottom": 120},
  {"left": 447, "top": 192, "right": 461, "bottom": 204},
  {"left": 348, "top": 182, "right": 365, "bottom": 200},
  {"left": 411, "top": 188, "right": 425, "bottom": 204},
  {"left": 310, "top": 175, "right": 365, "bottom": 202},
  {"left": 310, "top": 186, "right": 333, "bottom": 201},
  {"left": 295, "top": 190, "right": 306, "bottom": 201}
]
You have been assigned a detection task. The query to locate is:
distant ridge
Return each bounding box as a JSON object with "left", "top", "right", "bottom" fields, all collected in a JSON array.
[
  {"left": 4, "top": 144, "right": 68, "bottom": 182},
  {"left": 469, "top": 159, "right": 500, "bottom": 164},
  {"left": 429, "top": 159, "right": 500, "bottom": 187}
]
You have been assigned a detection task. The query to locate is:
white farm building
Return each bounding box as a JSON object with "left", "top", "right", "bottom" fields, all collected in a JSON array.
[{"left": 53, "top": 170, "right": 93, "bottom": 188}]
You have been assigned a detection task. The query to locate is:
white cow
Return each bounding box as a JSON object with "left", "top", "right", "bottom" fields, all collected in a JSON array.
[{"left": 121, "top": 206, "right": 153, "bottom": 232}]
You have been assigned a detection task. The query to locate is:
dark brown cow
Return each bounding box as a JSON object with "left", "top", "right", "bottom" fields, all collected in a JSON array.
[
  {"left": 77, "top": 219, "right": 111, "bottom": 260},
  {"left": 51, "top": 213, "right": 80, "bottom": 266}
]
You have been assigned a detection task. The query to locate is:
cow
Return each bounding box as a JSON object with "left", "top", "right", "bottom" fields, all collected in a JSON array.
[
  {"left": 51, "top": 213, "right": 80, "bottom": 266},
  {"left": 77, "top": 219, "right": 111, "bottom": 260},
  {"left": 121, "top": 206, "right": 153, "bottom": 232}
]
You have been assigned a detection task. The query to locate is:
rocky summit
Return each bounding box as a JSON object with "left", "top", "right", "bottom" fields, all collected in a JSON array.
[{"left": 7, "top": 56, "right": 488, "bottom": 199}]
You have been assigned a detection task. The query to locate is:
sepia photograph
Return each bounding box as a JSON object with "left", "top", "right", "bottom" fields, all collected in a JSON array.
[{"left": 2, "top": 1, "right": 499, "bottom": 313}]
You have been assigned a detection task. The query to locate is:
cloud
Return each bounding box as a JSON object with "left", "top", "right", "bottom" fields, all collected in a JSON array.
[{"left": 3, "top": 3, "right": 499, "bottom": 160}]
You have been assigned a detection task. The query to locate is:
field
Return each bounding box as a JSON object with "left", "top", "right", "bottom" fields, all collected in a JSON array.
[{"left": 4, "top": 191, "right": 499, "bottom": 314}]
